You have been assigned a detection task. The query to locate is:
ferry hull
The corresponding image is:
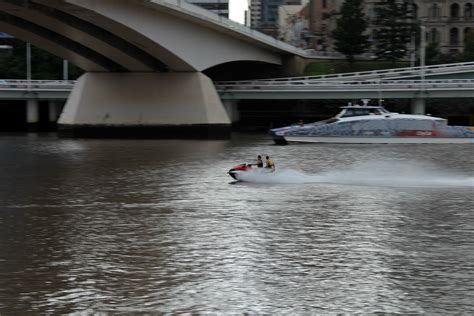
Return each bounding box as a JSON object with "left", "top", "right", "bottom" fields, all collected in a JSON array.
[{"left": 284, "top": 136, "right": 474, "bottom": 144}]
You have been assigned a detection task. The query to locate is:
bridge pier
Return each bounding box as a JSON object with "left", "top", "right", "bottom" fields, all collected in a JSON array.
[
  {"left": 222, "top": 99, "right": 240, "bottom": 123},
  {"left": 48, "top": 101, "right": 62, "bottom": 123},
  {"left": 58, "top": 72, "right": 231, "bottom": 139},
  {"left": 411, "top": 98, "right": 426, "bottom": 115},
  {"left": 26, "top": 99, "right": 39, "bottom": 132}
]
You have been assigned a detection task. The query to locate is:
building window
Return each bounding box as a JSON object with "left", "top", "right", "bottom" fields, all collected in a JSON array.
[
  {"left": 430, "top": 3, "right": 440, "bottom": 18},
  {"left": 450, "top": 3, "right": 460, "bottom": 18},
  {"left": 412, "top": 4, "right": 418, "bottom": 18},
  {"left": 450, "top": 27, "right": 459, "bottom": 45},
  {"left": 465, "top": 3, "right": 473, "bottom": 18}
]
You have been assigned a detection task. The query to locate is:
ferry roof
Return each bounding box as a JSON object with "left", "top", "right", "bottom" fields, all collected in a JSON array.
[{"left": 340, "top": 105, "right": 385, "bottom": 109}]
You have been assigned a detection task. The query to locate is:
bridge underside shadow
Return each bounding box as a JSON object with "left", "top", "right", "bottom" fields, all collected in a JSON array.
[
  {"left": 58, "top": 72, "right": 231, "bottom": 139},
  {"left": 205, "top": 61, "right": 287, "bottom": 81}
]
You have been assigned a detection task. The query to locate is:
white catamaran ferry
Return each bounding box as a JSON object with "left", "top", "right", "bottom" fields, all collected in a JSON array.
[{"left": 270, "top": 103, "right": 474, "bottom": 144}]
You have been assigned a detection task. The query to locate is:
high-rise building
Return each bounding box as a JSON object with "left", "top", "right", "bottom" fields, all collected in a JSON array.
[
  {"left": 260, "top": 0, "right": 286, "bottom": 37},
  {"left": 251, "top": 0, "right": 303, "bottom": 37},
  {"left": 250, "top": 0, "right": 283, "bottom": 37},
  {"left": 186, "top": 0, "right": 230, "bottom": 18},
  {"left": 250, "top": 0, "right": 263, "bottom": 29}
]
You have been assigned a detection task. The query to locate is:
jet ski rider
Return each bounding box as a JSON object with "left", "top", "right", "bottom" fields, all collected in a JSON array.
[
  {"left": 255, "top": 155, "right": 264, "bottom": 168},
  {"left": 265, "top": 156, "right": 275, "bottom": 172}
]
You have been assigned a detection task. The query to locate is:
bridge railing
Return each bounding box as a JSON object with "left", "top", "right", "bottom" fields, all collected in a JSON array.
[
  {"left": 215, "top": 79, "right": 474, "bottom": 92},
  {"left": 217, "top": 62, "right": 474, "bottom": 84},
  {"left": 0, "top": 79, "right": 76, "bottom": 91},
  {"left": 1, "top": 79, "right": 473, "bottom": 94}
]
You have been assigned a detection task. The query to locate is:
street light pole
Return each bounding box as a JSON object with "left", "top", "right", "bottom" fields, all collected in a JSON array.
[
  {"left": 26, "top": 42, "right": 31, "bottom": 81},
  {"left": 410, "top": 33, "right": 416, "bottom": 67},
  {"left": 420, "top": 25, "right": 426, "bottom": 81},
  {"left": 63, "top": 60, "right": 68, "bottom": 80}
]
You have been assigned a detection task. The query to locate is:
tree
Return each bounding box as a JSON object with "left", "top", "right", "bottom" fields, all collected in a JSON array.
[
  {"left": 425, "top": 42, "right": 441, "bottom": 65},
  {"left": 373, "top": 0, "right": 415, "bottom": 62},
  {"left": 332, "top": 0, "right": 370, "bottom": 63},
  {"left": 463, "top": 29, "right": 474, "bottom": 61},
  {"left": 0, "top": 39, "right": 83, "bottom": 79}
]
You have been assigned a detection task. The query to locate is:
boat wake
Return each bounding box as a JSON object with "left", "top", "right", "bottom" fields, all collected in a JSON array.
[{"left": 235, "top": 161, "right": 474, "bottom": 188}]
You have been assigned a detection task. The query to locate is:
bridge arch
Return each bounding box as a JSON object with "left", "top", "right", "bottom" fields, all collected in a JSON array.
[{"left": 0, "top": 0, "right": 285, "bottom": 72}]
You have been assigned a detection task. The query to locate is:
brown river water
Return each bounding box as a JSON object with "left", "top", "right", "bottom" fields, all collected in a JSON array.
[{"left": 0, "top": 133, "right": 473, "bottom": 314}]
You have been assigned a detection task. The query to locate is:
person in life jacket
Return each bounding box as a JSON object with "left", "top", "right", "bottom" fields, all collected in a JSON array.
[
  {"left": 265, "top": 155, "right": 275, "bottom": 171},
  {"left": 256, "top": 155, "right": 264, "bottom": 168}
]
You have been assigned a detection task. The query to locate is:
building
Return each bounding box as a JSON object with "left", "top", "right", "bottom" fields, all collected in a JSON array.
[
  {"left": 186, "top": 0, "right": 230, "bottom": 18},
  {"left": 308, "top": 0, "right": 473, "bottom": 55},
  {"left": 251, "top": 0, "right": 296, "bottom": 37},
  {"left": 308, "top": 0, "right": 344, "bottom": 52},
  {"left": 250, "top": 0, "right": 262, "bottom": 28},
  {"left": 420, "top": 0, "right": 473, "bottom": 54},
  {"left": 278, "top": 0, "right": 310, "bottom": 47}
]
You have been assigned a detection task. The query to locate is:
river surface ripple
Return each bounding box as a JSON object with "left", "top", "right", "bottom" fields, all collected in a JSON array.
[{"left": 0, "top": 133, "right": 473, "bottom": 314}]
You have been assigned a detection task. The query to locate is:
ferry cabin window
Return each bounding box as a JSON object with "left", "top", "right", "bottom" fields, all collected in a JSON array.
[{"left": 340, "top": 108, "right": 383, "bottom": 117}]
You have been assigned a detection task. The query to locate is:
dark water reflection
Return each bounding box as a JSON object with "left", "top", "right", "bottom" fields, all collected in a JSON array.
[{"left": 0, "top": 133, "right": 473, "bottom": 314}]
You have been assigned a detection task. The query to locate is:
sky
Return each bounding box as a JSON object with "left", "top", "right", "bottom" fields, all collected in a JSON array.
[{"left": 229, "top": 0, "right": 248, "bottom": 24}]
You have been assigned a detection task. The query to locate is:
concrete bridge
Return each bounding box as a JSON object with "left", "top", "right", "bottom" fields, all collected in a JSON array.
[
  {"left": 0, "top": 0, "right": 310, "bottom": 138},
  {"left": 1, "top": 77, "right": 473, "bottom": 125}
]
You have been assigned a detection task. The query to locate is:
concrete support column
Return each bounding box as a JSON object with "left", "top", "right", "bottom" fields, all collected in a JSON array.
[
  {"left": 48, "top": 101, "right": 62, "bottom": 123},
  {"left": 58, "top": 72, "right": 231, "bottom": 139},
  {"left": 222, "top": 99, "right": 240, "bottom": 123},
  {"left": 26, "top": 99, "right": 39, "bottom": 132},
  {"left": 411, "top": 98, "right": 426, "bottom": 115}
]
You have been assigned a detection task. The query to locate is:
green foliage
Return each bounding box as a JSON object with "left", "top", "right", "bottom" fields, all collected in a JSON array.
[
  {"left": 304, "top": 60, "right": 409, "bottom": 76},
  {"left": 463, "top": 29, "right": 474, "bottom": 61},
  {"left": 373, "top": 0, "right": 415, "bottom": 62},
  {"left": 332, "top": 0, "right": 370, "bottom": 62},
  {"left": 425, "top": 42, "right": 441, "bottom": 65},
  {"left": 0, "top": 40, "right": 83, "bottom": 79},
  {"left": 424, "top": 30, "right": 474, "bottom": 64}
]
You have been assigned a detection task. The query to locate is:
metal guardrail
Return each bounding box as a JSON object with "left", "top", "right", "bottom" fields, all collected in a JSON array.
[
  {"left": 217, "top": 62, "right": 474, "bottom": 84},
  {"left": 0, "top": 79, "right": 76, "bottom": 91},
  {"left": 215, "top": 79, "right": 474, "bottom": 92},
  {"left": 1, "top": 79, "right": 473, "bottom": 93}
]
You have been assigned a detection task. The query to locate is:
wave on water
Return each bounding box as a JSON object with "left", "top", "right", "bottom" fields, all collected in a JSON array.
[{"left": 235, "top": 160, "right": 474, "bottom": 188}]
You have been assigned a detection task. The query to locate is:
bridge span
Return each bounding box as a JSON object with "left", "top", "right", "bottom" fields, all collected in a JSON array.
[
  {"left": 1, "top": 77, "right": 473, "bottom": 126},
  {"left": 2, "top": 79, "right": 473, "bottom": 101}
]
